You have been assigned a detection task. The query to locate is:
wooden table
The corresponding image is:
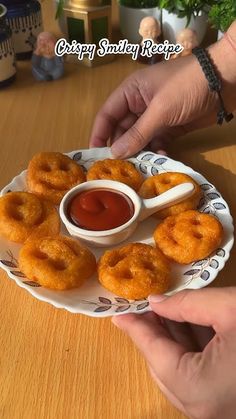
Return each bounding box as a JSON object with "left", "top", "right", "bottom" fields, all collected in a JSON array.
[{"left": 1, "top": 2, "right": 235, "bottom": 419}]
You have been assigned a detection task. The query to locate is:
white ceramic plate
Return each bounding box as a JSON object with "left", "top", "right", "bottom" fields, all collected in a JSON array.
[{"left": 0, "top": 148, "right": 234, "bottom": 317}]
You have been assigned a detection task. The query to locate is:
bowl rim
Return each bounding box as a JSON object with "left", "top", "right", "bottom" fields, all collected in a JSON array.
[{"left": 59, "top": 179, "right": 142, "bottom": 237}]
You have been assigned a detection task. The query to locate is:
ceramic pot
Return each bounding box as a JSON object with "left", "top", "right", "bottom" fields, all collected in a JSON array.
[
  {"left": 119, "top": 4, "right": 161, "bottom": 43},
  {"left": 1, "top": 0, "right": 43, "bottom": 59},
  {"left": 217, "top": 30, "right": 224, "bottom": 40},
  {"left": 162, "top": 9, "right": 208, "bottom": 44},
  {"left": 0, "top": 4, "right": 16, "bottom": 87}
]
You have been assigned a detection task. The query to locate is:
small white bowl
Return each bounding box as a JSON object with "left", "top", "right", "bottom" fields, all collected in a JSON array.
[{"left": 59, "top": 179, "right": 194, "bottom": 247}]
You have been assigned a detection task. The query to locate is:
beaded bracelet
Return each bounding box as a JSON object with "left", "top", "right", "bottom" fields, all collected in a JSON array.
[{"left": 192, "top": 47, "right": 234, "bottom": 125}]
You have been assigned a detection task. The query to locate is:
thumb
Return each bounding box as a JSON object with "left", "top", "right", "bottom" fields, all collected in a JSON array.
[
  {"left": 112, "top": 312, "right": 187, "bottom": 386},
  {"left": 111, "top": 103, "right": 164, "bottom": 158},
  {"left": 149, "top": 287, "right": 236, "bottom": 332}
]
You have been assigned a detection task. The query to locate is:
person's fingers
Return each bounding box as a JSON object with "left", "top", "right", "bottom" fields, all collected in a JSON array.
[
  {"left": 110, "top": 113, "right": 138, "bottom": 144},
  {"left": 183, "top": 111, "right": 217, "bottom": 133},
  {"left": 162, "top": 319, "right": 200, "bottom": 352},
  {"left": 147, "top": 136, "right": 168, "bottom": 154},
  {"left": 147, "top": 362, "right": 187, "bottom": 414},
  {"left": 89, "top": 86, "right": 130, "bottom": 148},
  {"left": 144, "top": 111, "right": 217, "bottom": 154},
  {"left": 112, "top": 312, "right": 187, "bottom": 386},
  {"left": 148, "top": 288, "right": 236, "bottom": 332},
  {"left": 111, "top": 103, "right": 165, "bottom": 158},
  {"left": 139, "top": 124, "right": 186, "bottom": 156},
  {"left": 189, "top": 324, "right": 215, "bottom": 351}
]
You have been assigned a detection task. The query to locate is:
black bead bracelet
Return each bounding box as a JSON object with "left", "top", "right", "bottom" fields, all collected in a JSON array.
[{"left": 192, "top": 47, "right": 234, "bottom": 125}]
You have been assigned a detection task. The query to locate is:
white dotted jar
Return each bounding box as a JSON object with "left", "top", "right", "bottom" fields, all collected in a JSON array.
[
  {"left": 3, "top": 0, "right": 43, "bottom": 59},
  {"left": 0, "top": 4, "right": 16, "bottom": 87}
]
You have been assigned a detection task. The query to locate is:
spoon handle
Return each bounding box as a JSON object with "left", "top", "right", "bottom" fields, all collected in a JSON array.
[{"left": 139, "top": 182, "right": 195, "bottom": 222}]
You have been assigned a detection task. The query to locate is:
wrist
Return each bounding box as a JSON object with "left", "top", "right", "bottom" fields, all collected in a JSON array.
[{"left": 207, "top": 21, "right": 236, "bottom": 112}]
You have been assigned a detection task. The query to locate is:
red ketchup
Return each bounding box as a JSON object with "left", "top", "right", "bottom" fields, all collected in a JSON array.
[{"left": 68, "top": 188, "right": 134, "bottom": 231}]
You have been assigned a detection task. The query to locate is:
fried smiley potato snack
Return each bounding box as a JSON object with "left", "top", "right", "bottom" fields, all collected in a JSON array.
[
  {"left": 19, "top": 235, "right": 96, "bottom": 290},
  {"left": 154, "top": 210, "right": 223, "bottom": 264},
  {"left": 139, "top": 172, "right": 202, "bottom": 219},
  {"left": 98, "top": 242, "right": 171, "bottom": 299},
  {"left": 86, "top": 159, "right": 144, "bottom": 191},
  {"left": 0, "top": 192, "right": 60, "bottom": 243},
  {"left": 27, "top": 152, "right": 86, "bottom": 205}
]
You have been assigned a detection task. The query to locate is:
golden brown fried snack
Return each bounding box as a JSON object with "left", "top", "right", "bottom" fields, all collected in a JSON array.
[
  {"left": 18, "top": 235, "right": 96, "bottom": 290},
  {"left": 98, "top": 243, "right": 171, "bottom": 299},
  {"left": 0, "top": 192, "right": 60, "bottom": 243},
  {"left": 154, "top": 210, "right": 223, "bottom": 264},
  {"left": 86, "top": 159, "right": 143, "bottom": 191},
  {"left": 139, "top": 172, "right": 202, "bottom": 219},
  {"left": 27, "top": 152, "right": 86, "bottom": 205}
]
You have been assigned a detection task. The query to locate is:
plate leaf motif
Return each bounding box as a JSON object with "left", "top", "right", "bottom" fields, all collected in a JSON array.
[
  {"left": 198, "top": 197, "right": 206, "bottom": 208},
  {"left": 201, "top": 183, "right": 213, "bottom": 191},
  {"left": 207, "top": 192, "right": 220, "bottom": 200},
  {"left": 201, "top": 270, "right": 210, "bottom": 281},
  {"left": 139, "top": 163, "right": 148, "bottom": 174},
  {"left": 184, "top": 269, "right": 201, "bottom": 276},
  {"left": 115, "top": 305, "right": 130, "bottom": 313},
  {"left": 72, "top": 151, "right": 82, "bottom": 161},
  {"left": 98, "top": 296, "right": 112, "bottom": 305},
  {"left": 23, "top": 280, "right": 41, "bottom": 287},
  {"left": 115, "top": 297, "right": 129, "bottom": 304},
  {"left": 94, "top": 306, "right": 111, "bottom": 313},
  {"left": 216, "top": 248, "right": 225, "bottom": 257},
  {"left": 140, "top": 153, "right": 154, "bottom": 161},
  {"left": 10, "top": 270, "right": 26, "bottom": 278},
  {"left": 192, "top": 259, "right": 208, "bottom": 267},
  {"left": 136, "top": 302, "right": 149, "bottom": 310},
  {"left": 151, "top": 166, "right": 159, "bottom": 176},
  {"left": 210, "top": 259, "right": 219, "bottom": 269},
  {"left": 202, "top": 206, "right": 212, "bottom": 214},
  {"left": 0, "top": 259, "right": 17, "bottom": 268},
  {"left": 154, "top": 158, "right": 167, "bottom": 165},
  {"left": 213, "top": 203, "right": 226, "bottom": 210}
]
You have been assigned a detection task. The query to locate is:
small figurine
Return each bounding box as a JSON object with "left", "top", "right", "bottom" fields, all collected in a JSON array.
[
  {"left": 32, "top": 32, "right": 64, "bottom": 81},
  {"left": 172, "top": 28, "right": 199, "bottom": 59},
  {"left": 138, "top": 16, "right": 162, "bottom": 65}
]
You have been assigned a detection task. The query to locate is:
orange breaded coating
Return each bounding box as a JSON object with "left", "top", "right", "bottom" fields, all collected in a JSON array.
[
  {"left": 86, "top": 159, "right": 144, "bottom": 191},
  {"left": 154, "top": 210, "right": 223, "bottom": 264},
  {"left": 98, "top": 243, "right": 171, "bottom": 299},
  {"left": 27, "top": 152, "right": 86, "bottom": 205},
  {"left": 0, "top": 192, "right": 60, "bottom": 243},
  {"left": 139, "top": 172, "right": 202, "bottom": 219},
  {"left": 19, "top": 235, "right": 96, "bottom": 290}
]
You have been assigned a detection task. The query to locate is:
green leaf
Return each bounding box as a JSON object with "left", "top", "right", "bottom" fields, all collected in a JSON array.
[
  {"left": 208, "top": 0, "right": 236, "bottom": 32},
  {"left": 55, "top": 0, "right": 65, "bottom": 19},
  {"left": 159, "top": 0, "right": 212, "bottom": 18}
]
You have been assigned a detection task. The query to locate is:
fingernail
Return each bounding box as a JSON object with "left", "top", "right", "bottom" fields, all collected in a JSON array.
[
  {"left": 157, "top": 149, "right": 168, "bottom": 156},
  {"left": 111, "top": 142, "right": 128, "bottom": 158},
  {"left": 148, "top": 294, "right": 168, "bottom": 303}
]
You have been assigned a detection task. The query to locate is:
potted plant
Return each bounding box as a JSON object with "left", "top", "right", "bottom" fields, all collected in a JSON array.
[
  {"left": 208, "top": 0, "right": 236, "bottom": 40},
  {"left": 160, "top": 0, "right": 212, "bottom": 44},
  {"left": 118, "top": 0, "right": 161, "bottom": 43}
]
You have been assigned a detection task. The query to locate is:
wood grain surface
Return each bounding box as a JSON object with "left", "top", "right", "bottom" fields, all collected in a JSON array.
[{"left": 0, "top": 2, "right": 235, "bottom": 418}]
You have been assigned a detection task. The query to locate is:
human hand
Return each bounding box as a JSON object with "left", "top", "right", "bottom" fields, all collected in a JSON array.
[
  {"left": 90, "top": 24, "right": 236, "bottom": 158},
  {"left": 112, "top": 287, "right": 236, "bottom": 419}
]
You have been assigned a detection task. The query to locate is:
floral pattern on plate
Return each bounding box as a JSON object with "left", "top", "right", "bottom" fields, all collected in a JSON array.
[{"left": 0, "top": 148, "right": 234, "bottom": 317}]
